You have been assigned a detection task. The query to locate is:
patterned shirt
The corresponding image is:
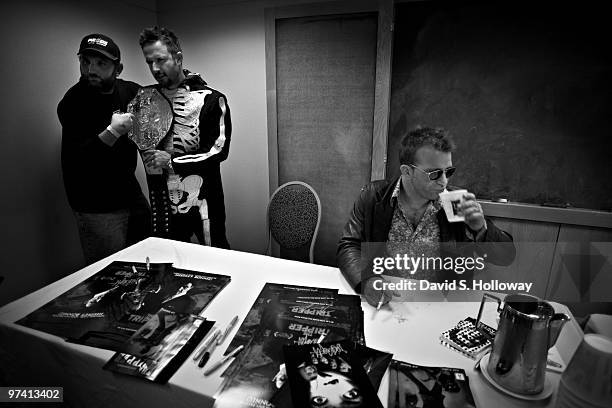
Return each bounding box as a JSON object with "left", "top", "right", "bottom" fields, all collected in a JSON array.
[{"left": 386, "top": 179, "right": 442, "bottom": 280}]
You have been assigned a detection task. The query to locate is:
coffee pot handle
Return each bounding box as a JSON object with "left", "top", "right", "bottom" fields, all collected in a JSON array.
[
  {"left": 475, "top": 293, "right": 502, "bottom": 330},
  {"left": 547, "top": 313, "right": 571, "bottom": 349}
]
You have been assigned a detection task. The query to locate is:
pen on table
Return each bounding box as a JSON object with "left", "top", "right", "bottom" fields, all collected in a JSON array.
[
  {"left": 146, "top": 256, "right": 150, "bottom": 272},
  {"left": 376, "top": 294, "right": 384, "bottom": 311},
  {"left": 198, "top": 335, "right": 220, "bottom": 368},
  {"left": 198, "top": 351, "right": 212, "bottom": 368},
  {"left": 193, "top": 329, "right": 220, "bottom": 361},
  {"left": 217, "top": 315, "right": 239, "bottom": 345},
  {"left": 203, "top": 345, "right": 244, "bottom": 376}
]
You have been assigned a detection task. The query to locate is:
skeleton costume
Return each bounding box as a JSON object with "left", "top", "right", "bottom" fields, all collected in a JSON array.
[{"left": 147, "top": 70, "right": 231, "bottom": 248}]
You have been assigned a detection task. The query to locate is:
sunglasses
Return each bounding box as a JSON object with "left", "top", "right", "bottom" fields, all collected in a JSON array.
[{"left": 409, "top": 164, "right": 456, "bottom": 181}]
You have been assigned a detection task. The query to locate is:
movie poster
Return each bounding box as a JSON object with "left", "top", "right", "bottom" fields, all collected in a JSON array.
[
  {"left": 224, "top": 283, "right": 339, "bottom": 356},
  {"left": 104, "top": 316, "right": 214, "bottom": 383},
  {"left": 354, "top": 343, "right": 393, "bottom": 390},
  {"left": 217, "top": 312, "right": 356, "bottom": 407},
  {"left": 16, "top": 261, "right": 230, "bottom": 350},
  {"left": 283, "top": 341, "right": 384, "bottom": 408},
  {"left": 388, "top": 360, "right": 476, "bottom": 408}
]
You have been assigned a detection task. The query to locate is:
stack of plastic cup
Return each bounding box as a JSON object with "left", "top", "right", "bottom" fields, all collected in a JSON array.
[{"left": 556, "top": 334, "right": 612, "bottom": 407}]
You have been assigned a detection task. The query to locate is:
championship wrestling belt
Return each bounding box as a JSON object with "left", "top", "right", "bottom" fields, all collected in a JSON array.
[
  {"left": 127, "top": 88, "right": 174, "bottom": 238},
  {"left": 127, "top": 87, "right": 173, "bottom": 151}
]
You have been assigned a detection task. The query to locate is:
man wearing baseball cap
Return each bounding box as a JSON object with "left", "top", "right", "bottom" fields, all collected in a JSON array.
[{"left": 58, "top": 33, "right": 150, "bottom": 264}]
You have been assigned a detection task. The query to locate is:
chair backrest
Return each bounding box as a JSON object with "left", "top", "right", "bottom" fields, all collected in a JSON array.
[{"left": 267, "top": 181, "right": 321, "bottom": 263}]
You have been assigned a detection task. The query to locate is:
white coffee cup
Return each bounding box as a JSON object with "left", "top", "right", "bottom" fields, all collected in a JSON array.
[{"left": 439, "top": 189, "right": 468, "bottom": 223}]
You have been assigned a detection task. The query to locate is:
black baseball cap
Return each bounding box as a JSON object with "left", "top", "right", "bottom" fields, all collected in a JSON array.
[{"left": 78, "top": 34, "right": 120, "bottom": 61}]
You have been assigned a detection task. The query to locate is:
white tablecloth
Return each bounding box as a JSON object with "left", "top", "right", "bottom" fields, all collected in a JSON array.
[{"left": 0, "top": 237, "right": 583, "bottom": 407}]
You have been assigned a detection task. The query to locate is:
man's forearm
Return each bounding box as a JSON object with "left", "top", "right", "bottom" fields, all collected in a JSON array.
[{"left": 337, "top": 241, "right": 375, "bottom": 293}]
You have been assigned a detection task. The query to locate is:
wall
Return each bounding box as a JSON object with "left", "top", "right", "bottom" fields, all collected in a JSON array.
[
  {"left": 0, "top": 0, "right": 156, "bottom": 306},
  {"left": 387, "top": 1, "right": 612, "bottom": 210},
  {"left": 275, "top": 13, "right": 378, "bottom": 265},
  {"left": 484, "top": 216, "right": 612, "bottom": 316}
]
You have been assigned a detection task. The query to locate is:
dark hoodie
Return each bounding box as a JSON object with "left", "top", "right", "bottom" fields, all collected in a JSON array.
[{"left": 58, "top": 78, "right": 142, "bottom": 212}]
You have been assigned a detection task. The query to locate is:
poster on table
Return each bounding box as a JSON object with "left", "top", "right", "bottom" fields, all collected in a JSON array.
[{"left": 16, "top": 261, "right": 230, "bottom": 350}]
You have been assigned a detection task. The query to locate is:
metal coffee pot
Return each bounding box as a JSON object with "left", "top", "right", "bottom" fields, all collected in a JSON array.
[{"left": 480, "top": 293, "right": 570, "bottom": 395}]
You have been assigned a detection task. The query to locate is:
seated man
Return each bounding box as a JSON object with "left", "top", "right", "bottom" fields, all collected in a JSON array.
[{"left": 337, "top": 127, "right": 515, "bottom": 306}]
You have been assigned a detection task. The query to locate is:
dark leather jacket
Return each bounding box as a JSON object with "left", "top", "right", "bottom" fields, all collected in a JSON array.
[{"left": 336, "top": 179, "right": 516, "bottom": 291}]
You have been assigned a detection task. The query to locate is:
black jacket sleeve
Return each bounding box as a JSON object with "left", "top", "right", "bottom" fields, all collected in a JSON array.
[
  {"left": 58, "top": 96, "right": 112, "bottom": 153},
  {"left": 474, "top": 220, "right": 516, "bottom": 266},
  {"left": 336, "top": 184, "right": 378, "bottom": 292}
]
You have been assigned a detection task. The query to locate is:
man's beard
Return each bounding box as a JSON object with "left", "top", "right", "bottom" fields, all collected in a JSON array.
[
  {"left": 82, "top": 74, "right": 115, "bottom": 93},
  {"left": 154, "top": 73, "right": 172, "bottom": 88}
]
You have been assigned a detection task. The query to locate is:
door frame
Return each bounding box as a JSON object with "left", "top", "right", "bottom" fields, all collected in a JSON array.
[{"left": 264, "top": 0, "right": 394, "bottom": 195}]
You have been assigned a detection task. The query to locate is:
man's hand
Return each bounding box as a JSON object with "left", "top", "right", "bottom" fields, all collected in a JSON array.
[
  {"left": 362, "top": 276, "right": 398, "bottom": 308},
  {"left": 142, "top": 149, "right": 172, "bottom": 170},
  {"left": 99, "top": 113, "right": 133, "bottom": 146},
  {"left": 459, "top": 192, "right": 485, "bottom": 232},
  {"left": 109, "top": 112, "right": 134, "bottom": 136}
]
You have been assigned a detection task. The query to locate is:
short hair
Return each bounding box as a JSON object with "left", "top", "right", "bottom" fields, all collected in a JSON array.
[
  {"left": 398, "top": 126, "right": 455, "bottom": 165},
  {"left": 138, "top": 26, "right": 182, "bottom": 58}
]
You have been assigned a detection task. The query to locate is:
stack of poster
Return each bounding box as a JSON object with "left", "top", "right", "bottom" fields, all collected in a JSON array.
[
  {"left": 16, "top": 261, "right": 230, "bottom": 382},
  {"left": 214, "top": 283, "right": 367, "bottom": 408},
  {"left": 17, "top": 261, "right": 230, "bottom": 350},
  {"left": 388, "top": 360, "right": 477, "bottom": 408},
  {"left": 223, "top": 283, "right": 339, "bottom": 356}
]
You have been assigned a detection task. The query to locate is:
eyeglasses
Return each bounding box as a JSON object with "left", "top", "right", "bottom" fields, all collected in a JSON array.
[{"left": 409, "top": 164, "right": 456, "bottom": 181}]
